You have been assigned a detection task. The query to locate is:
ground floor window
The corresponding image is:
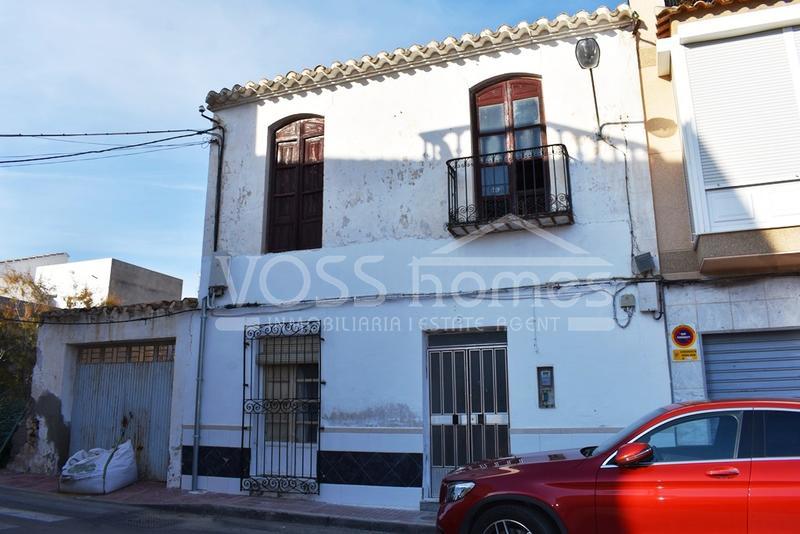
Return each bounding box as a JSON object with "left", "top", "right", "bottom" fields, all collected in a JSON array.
[{"left": 243, "top": 321, "right": 322, "bottom": 494}]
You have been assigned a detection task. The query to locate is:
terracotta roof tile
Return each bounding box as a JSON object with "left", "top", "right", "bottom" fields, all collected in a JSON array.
[
  {"left": 656, "top": 0, "right": 791, "bottom": 38},
  {"left": 41, "top": 297, "right": 197, "bottom": 321}
]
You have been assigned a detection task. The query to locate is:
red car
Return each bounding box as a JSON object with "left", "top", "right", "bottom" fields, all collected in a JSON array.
[{"left": 437, "top": 399, "right": 800, "bottom": 534}]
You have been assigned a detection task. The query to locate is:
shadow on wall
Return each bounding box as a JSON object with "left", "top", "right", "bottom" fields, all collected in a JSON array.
[
  {"left": 8, "top": 392, "right": 69, "bottom": 474},
  {"left": 214, "top": 110, "right": 653, "bottom": 254}
]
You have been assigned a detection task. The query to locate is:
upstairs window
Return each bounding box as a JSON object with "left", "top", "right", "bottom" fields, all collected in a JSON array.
[
  {"left": 267, "top": 117, "right": 324, "bottom": 252},
  {"left": 447, "top": 75, "right": 571, "bottom": 234},
  {"left": 472, "top": 76, "right": 550, "bottom": 219}
]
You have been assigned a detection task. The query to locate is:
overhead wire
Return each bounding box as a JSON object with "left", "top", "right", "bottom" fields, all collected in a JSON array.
[
  {"left": 0, "top": 129, "right": 209, "bottom": 138},
  {"left": 0, "top": 140, "right": 209, "bottom": 159},
  {"left": 0, "top": 130, "right": 213, "bottom": 164},
  {"left": 0, "top": 141, "right": 208, "bottom": 168}
]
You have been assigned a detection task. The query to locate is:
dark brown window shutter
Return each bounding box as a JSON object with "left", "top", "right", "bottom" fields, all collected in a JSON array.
[{"left": 267, "top": 117, "right": 324, "bottom": 252}]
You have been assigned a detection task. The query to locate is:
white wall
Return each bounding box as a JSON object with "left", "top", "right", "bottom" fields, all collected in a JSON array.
[
  {"left": 200, "top": 28, "right": 658, "bottom": 289},
  {"left": 0, "top": 253, "right": 69, "bottom": 301},
  {"left": 35, "top": 258, "right": 113, "bottom": 308}
]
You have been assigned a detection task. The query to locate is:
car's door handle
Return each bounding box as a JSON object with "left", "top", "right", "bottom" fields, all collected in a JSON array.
[{"left": 706, "top": 467, "right": 740, "bottom": 478}]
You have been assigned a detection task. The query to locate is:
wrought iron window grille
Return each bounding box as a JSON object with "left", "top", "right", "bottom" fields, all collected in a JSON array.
[{"left": 241, "top": 320, "right": 322, "bottom": 495}]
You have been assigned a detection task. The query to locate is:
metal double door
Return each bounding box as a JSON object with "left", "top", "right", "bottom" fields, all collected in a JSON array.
[{"left": 428, "top": 345, "right": 510, "bottom": 496}]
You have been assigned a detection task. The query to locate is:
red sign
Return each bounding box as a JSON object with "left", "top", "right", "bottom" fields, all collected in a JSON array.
[{"left": 672, "top": 325, "right": 696, "bottom": 347}]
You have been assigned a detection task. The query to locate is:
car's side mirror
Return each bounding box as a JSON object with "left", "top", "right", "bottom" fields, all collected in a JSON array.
[{"left": 615, "top": 442, "right": 653, "bottom": 467}]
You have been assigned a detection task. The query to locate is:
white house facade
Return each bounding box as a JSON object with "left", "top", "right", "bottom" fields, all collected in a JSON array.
[{"left": 179, "top": 5, "right": 674, "bottom": 509}]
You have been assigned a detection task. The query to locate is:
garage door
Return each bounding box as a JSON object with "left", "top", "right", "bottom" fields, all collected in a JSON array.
[
  {"left": 703, "top": 330, "right": 800, "bottom": 400},
  {"left": 70, "top": 341, "right": 174, "bottom": 481}
]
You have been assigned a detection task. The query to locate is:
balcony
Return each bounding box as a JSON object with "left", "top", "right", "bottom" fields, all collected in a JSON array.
[{"left": 446, "top": 144, "right": 573, "bottom": 236}]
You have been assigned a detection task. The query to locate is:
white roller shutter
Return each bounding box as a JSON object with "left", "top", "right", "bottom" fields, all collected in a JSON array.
[
  {"left": 686, "top": 29, "right": 800, "bottom": 190},
  {"left": 684, "top": 28, "right": 800, "bottom": 232}
]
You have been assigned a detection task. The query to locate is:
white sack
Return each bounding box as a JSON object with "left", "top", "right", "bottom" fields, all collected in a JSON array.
[{"left": 58, "top": 440, "right": 138, "bottom": 494}]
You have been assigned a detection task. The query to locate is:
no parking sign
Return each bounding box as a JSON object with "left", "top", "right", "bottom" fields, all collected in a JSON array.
[{"left": 671, "top": 324, "right": 699, "bottom": 361}]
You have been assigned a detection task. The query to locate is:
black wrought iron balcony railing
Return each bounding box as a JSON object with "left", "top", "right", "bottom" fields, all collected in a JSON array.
[{"left": 446, "top": 144, "right": 573, "bottom": 236}]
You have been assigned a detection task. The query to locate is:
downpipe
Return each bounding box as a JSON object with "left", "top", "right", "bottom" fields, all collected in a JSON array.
[{"left": 191, "top": 294, "right": 209, "bottom": 491}]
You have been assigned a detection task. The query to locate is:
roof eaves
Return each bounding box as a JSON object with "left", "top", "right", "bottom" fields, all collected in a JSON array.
[
  {"left": 40, "top": 297, "right": 198, "bottom": 321},
  {"left": 655, "top": 0, "right": 785, "bottom": 38}
]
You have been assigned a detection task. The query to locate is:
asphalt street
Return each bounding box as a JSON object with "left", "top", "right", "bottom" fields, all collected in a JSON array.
[{"left": 0, "top": 486, "right": 390, "bottom": 533}]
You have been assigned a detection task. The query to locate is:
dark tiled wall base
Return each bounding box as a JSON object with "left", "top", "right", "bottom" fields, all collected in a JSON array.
[
  {"left": 181, "top": 446, "right": 250, "bottom": 478},
  {"left": 181, "top": 446, "right": 422, "bottom": 488},
  {"left": 318, "top": 451, "right": 423, "bottom": 487}
]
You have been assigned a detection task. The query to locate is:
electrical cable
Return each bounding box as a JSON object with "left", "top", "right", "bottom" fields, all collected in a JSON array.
[
  {"left": 0, "top": 141, "right": 207, "bottom": 168},
  {"left": 2, "top": 273, "right": 671, "bottom": 328},
  {"left": 0, "top": 129, "right": 209, "bottom": 138},
  {"left": 0, "top": 140, "right": 208, "bottom": 160},
  {"left": 0, "top": 130, "right": 213, "bottom": 164}
]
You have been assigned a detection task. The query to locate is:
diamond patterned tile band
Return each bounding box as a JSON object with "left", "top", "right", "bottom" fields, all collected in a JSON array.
[{"left": 318, "top": 451, "right": 423, "bottom": 488}]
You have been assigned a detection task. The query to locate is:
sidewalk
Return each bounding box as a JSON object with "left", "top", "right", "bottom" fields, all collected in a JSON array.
[{"left": 0, "top": 471, "right": 437, "bottom": 533}]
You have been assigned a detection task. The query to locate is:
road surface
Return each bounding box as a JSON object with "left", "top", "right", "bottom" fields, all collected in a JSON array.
[{"left": 0, "top": 486, "right": 390, "bottom": 533}]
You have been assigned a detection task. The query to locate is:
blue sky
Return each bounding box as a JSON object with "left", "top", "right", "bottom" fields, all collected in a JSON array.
[{"left": 0, "top": 0, "right": 603, "bottom": 296}]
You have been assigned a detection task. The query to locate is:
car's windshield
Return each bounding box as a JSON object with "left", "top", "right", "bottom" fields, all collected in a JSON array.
[{"left": 585, "top": 406, "right": 670, "bottom": 457}]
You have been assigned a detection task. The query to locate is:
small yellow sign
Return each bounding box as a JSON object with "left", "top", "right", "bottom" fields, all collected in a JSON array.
[{"left": 672, "top": 348, "right": 699, "bottom": 362}]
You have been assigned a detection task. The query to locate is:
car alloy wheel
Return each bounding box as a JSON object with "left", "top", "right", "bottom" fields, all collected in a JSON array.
[{"left": 482, "top": 519, "right": 533, "bottom": 534}]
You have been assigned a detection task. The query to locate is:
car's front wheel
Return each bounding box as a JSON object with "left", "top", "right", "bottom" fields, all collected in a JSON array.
[{"left": 471, "top": 504, "right": 556, "bottom": 534}]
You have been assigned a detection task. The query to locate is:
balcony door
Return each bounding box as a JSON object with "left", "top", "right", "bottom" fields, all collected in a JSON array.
[{"left": 473, "top": 76, "right": 548, "bottom": 220}]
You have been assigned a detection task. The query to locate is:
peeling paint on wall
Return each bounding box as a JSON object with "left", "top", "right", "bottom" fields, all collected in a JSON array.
[
  {"left": 324, "top": 403, "right": 422, "bottom": 428},
  {"left": 8, "top": 392, "right": 69, "bottom": 474}
]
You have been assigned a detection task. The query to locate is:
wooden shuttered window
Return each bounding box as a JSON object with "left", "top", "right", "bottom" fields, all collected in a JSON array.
[{"left": 267, "top": 117, "right": 324, "bottom": 252}]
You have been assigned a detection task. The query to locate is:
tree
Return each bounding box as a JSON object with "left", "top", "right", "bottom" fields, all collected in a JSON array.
[
  {"left": 0, "top": 271, "right": 53, "bottom": 398},
  {"left": 0, "top": 271, "right": 119, "bottom": 397}
]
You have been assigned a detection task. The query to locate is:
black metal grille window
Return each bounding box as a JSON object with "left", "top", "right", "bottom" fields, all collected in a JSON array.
[
  {"left": 242, "top": 321, "right": 321, "bottom": 495},
  {"left": 446, "top": 144, "right": 573, "bottom": 236}
]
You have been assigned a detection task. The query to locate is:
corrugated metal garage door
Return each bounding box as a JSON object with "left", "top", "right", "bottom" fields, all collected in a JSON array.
[
  {"left": 703, "top": 330, "right": 800, "bottom": 400},
  {"left": 70, "top": 341, "right": 174, "bottom": 481}
]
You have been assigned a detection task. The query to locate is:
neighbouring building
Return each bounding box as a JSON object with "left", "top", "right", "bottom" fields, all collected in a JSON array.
[
  {"left": 0, "top": 254, "right": 183, "bottom": 307},
  {"left": 183, "top": 4, "right": 671, "bottom": 508},
  {"left": 0, "top": 253, "right": 70, "bottom": 302},
  {"left": 633, "top": 0, "right": 800, "bottom": 401},
  {"left": 4, "top": 255, "right": 186, "bottom": 478},
  {"left": 10, "top": 300, "right": 197, "bottom": 480}
]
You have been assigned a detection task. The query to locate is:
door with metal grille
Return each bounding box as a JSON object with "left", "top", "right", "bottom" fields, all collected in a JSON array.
[
  {"left": 70, "top": 341, "right": 175, "bottom": 481},
  {"left": 703, "top": 330, "right": 800, "bottom": 399},
  {"left": 428, "top": 345, "right": 509, "bottom": 497},
  {"left": 242, "top": 321, "right": 321, "bottom": 494}
]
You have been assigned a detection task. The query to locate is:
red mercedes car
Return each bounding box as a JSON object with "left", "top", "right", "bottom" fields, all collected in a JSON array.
[{"left": 437, "top": 399, "right": 800, "bottom": 534}]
